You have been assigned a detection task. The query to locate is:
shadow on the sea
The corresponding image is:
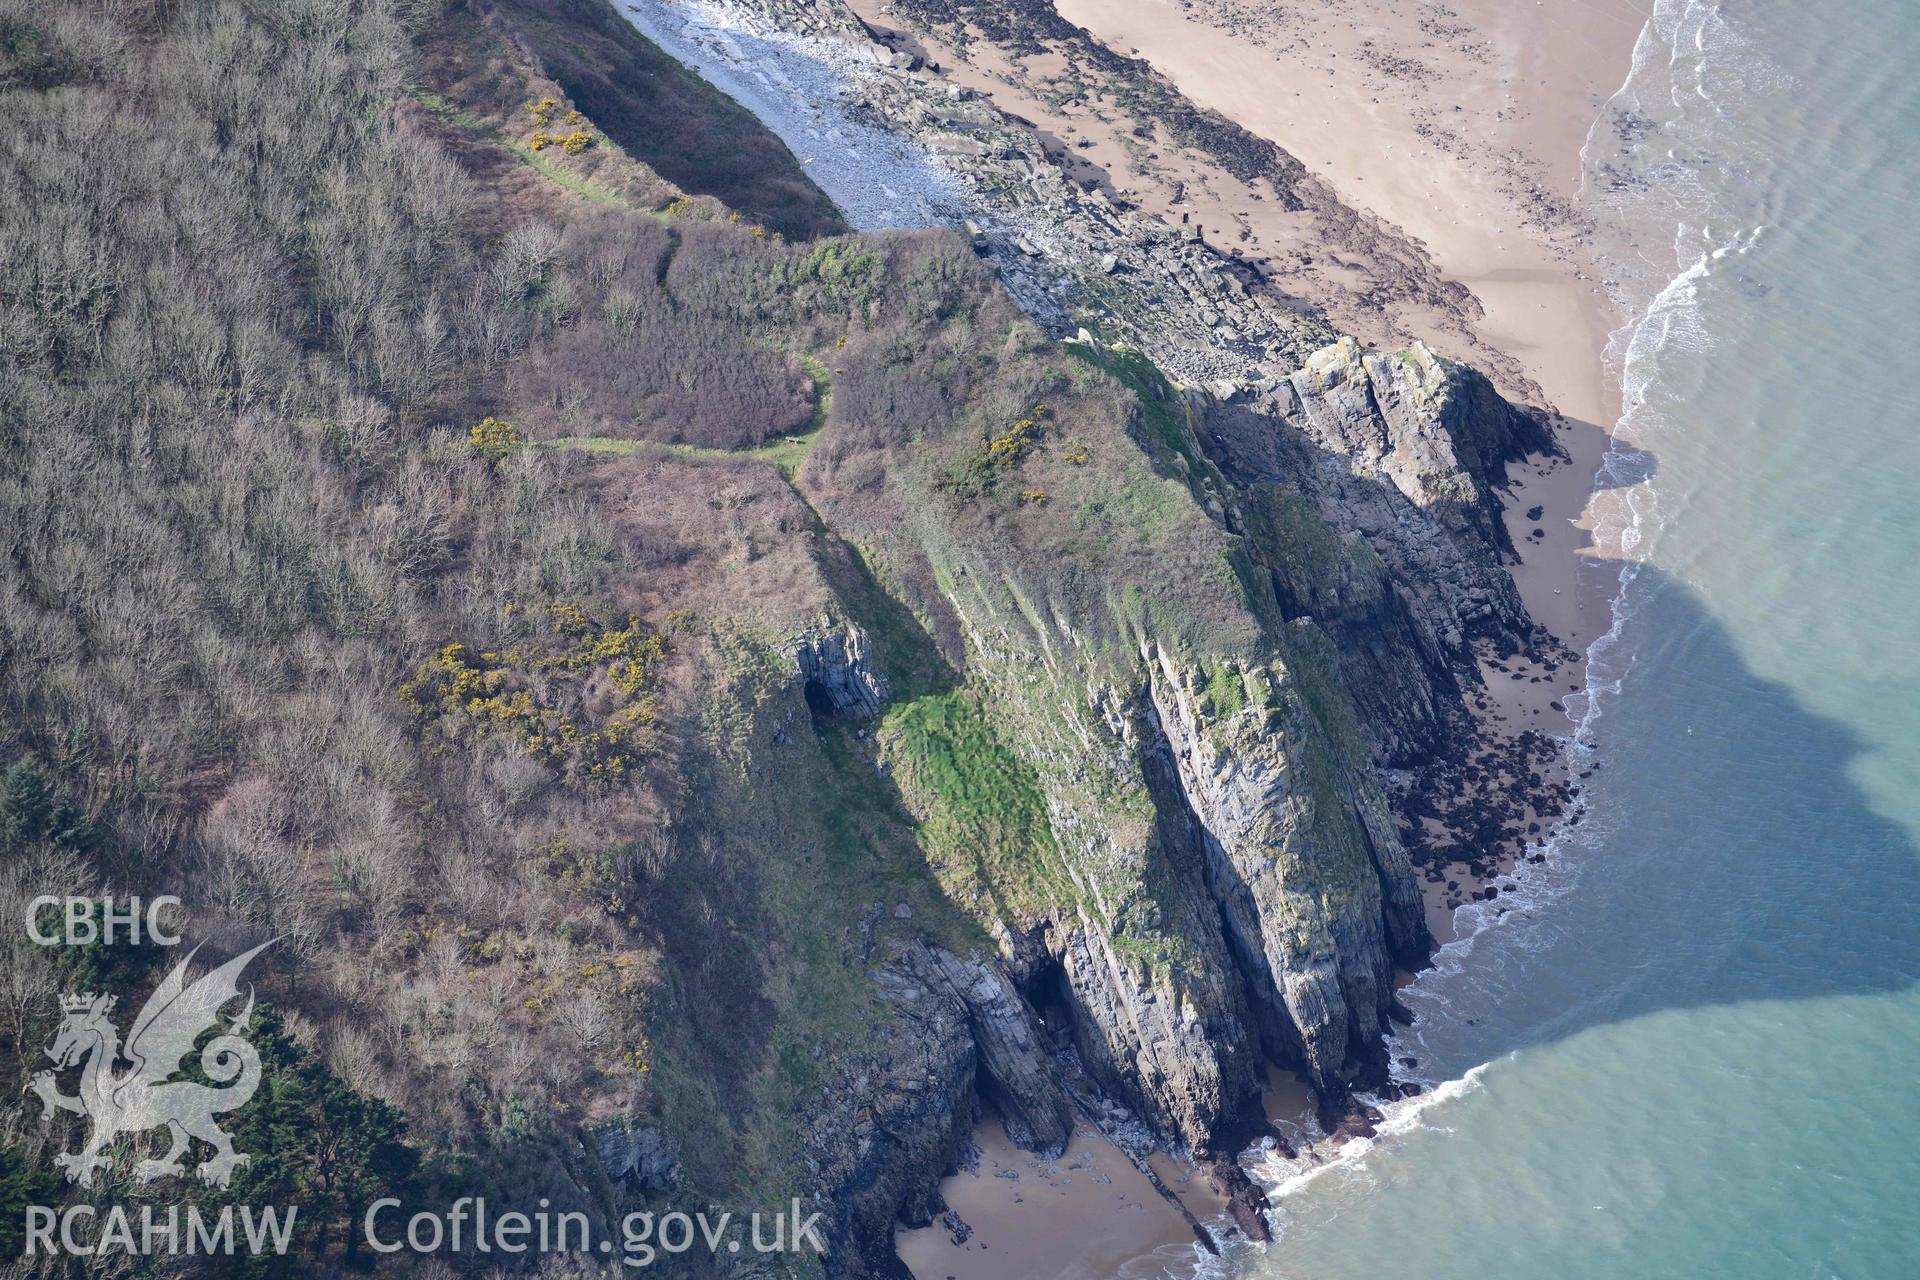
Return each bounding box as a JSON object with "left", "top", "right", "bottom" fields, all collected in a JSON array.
[
  {"left": 1424, "top": 550, "right": 1920, "bottom": 1064},
  {"left": 1552, "top": 416, "right": 1656, "bottom": 496}
]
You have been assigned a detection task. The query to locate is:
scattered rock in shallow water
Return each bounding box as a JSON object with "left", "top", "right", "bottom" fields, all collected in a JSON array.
[{"left": 1330, "top": 1103, "right": 1378, "bottom": 1141}]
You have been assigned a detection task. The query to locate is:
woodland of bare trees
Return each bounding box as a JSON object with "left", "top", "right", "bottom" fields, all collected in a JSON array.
[
  {"left": 0, "top": 0, "right": 1113, "bottom": 1268},
  {"left": 0, "top": 0, "right": 685, "bottom": 1260}
]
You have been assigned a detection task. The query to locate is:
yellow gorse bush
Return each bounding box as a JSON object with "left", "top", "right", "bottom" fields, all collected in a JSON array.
[
  {"left": 468, "top": 416, "right": 521, "bottom": 460},
  {"left": 986, "top": 403, "right": 1049, "bottom": 467},
  {"left": 939, "top": 403, "right": 1057, "bottom": 500},
  {"left": 528, "top": 100, "right": 589, "bottom": 154},
  {"left": 398, "top": 603, "right": 669, "bottom": 781}
]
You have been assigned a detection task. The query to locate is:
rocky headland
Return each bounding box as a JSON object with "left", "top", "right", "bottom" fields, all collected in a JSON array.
[
  {"left": 0, "top": 1, "right": 1607, "bottom": 1275},
  {"left": 605, "top": 0, "right": 1594, "bottom": 1271}
]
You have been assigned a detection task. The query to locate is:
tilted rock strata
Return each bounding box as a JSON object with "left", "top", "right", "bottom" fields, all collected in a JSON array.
[
  {"left": 903, "top": 943, "right": 1074, "bottom": 1156},
  {"left": 757, "top": 330, "right": 1541, "bottom": 1270},
  {"left": 808, "top": 962, "right": 979, "bottom": 1277},
  {"left": 1144, "top": 642, "right": 1421, "bottom": 1097},
  {"left": 792, "top": 623, "right": 890, "bottom": 718},
  {"left": 605, "top": 4, "right": 1560, "bottom": 1267},
  {"left": 1206, "top": 338, "right": 1557, "bottom": 762},
  {"left": 924, "top": 544, "right": 1435, "bottom": 1134}
]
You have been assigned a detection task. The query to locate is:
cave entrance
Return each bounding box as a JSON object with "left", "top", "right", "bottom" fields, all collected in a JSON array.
[
  {"left": 801, "top": 678, "right": 837, "bottom": 720},
  {"left": 1023, "top": 956, "right": 1076, "bottom": 1053}
]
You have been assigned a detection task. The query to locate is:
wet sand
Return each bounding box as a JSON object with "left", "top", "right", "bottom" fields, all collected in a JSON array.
[{"left": 893, "top": 1120, "right": 1218, "bottom": 1280}]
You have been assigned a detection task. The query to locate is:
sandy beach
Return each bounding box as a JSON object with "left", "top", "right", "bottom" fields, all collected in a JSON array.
[{"left": 893, "top": 1119, "right": 1221, "bottom": 1280}]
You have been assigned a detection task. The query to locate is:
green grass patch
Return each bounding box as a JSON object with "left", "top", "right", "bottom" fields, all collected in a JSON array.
[
  {"left": 1202, "top": 659, "right": 1246, "bottom": 719},
  {"left": 879, "top": 688, "right": 1071, "bottom": 926},
  {"left": 1067, "top": 344, "right": 1205, "bottom": 478},
  {"left": 542, "top": 426, "right": 822, "bottom": 477},
  {"left": 1071, "top": 461, "right": 1184, "bottom": 546}
]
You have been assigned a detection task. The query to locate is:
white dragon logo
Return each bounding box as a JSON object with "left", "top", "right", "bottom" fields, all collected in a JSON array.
[{"left": 29, "top": 941, "right": 273, "bottom": 1189}]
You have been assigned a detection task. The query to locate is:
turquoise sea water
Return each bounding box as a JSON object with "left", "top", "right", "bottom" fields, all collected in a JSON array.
[{"left": 1214, "top": 1, "right": 1920, "bottom": 1276}]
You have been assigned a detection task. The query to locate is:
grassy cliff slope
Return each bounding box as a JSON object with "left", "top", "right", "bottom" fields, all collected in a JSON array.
[{"left": 0, "top": 2, "right": 1487, "bottom": 1275}]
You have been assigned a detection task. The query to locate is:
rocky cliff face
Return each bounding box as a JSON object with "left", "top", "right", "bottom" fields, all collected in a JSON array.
[
  {"left": 792, "top": 623, "right": 890, "bottom": 718},
  {"left": 1208, "top": 339, "right": 1556, "bottom": 763},
  {"left": 904, "top": 943, "right": 1074, "bottom": 1156},
  {"left": 1244, "top": 339, "right": 1549, "bottom": 649},
  {"left": 594, "top": 5, "right": 1558, "bottom": 1269},
  {"left": 697, "top": 319, "right": 1557, "bottom": 1276},
  {"left": 764, "top": 320, "right": 1553, "bottom": 1269},
  {"left": 1144, "top": 641, "right": 1421, "bottom": 1096},
  {"left": 911, "top": 478, "right": 1440, "bottom": 1129},
  {"left": 804, "top": 961, "right": 978, "bottom": 1277},
  {"left": 790, "top": 937, "right": 1078, "bottom": 1275}
]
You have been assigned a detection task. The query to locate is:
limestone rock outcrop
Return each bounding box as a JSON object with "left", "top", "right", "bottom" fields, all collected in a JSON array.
[
  {"left": 1144, "top": 641, "right": 1427, "bottom": 1096},
  {"left": 792, "top": 623, "right": 889, "bottom": 718},
  {"left": 906, "top": 944, "right": 1074, "bottom": 1156},
  {"left": 1208, "top": 340, "right": 1556, "bottom": 762},
  {"left": 806, "top": 962, "right": 977, "bottom": 1277}
]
